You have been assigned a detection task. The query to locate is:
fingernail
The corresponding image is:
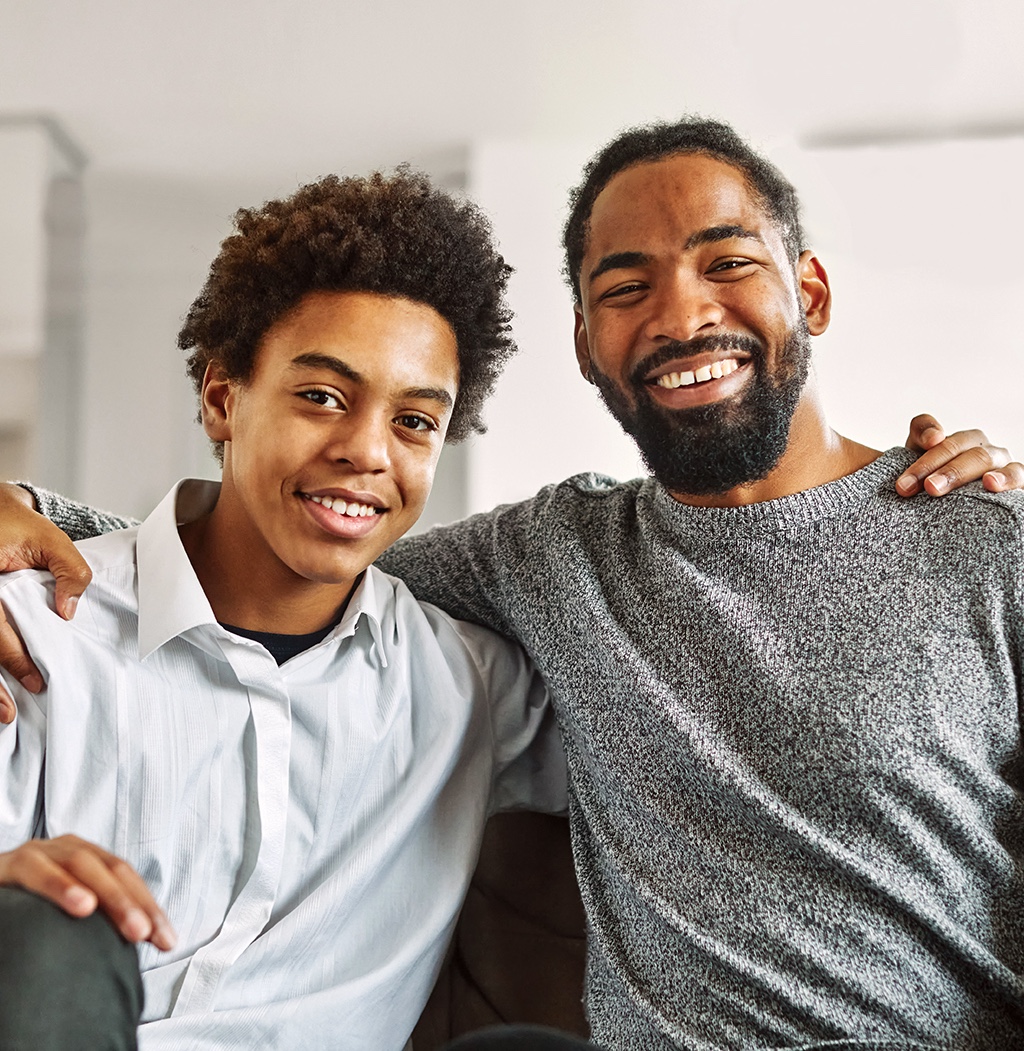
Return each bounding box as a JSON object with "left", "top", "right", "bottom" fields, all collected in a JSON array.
[
  {"left": 987, "top": 471, "right": 1006, "bottom": 488},
  {"left": 65, "top": 886, "right": 95, "bottom": 912},
  {"left": 155, "top": 919, "right": 178, "bottom": 950},
  {"left": 19, "top": 672, "right": 43, "bottom": 694},
  {"left": 63, "top": 595, "right": 79, "bottom": 619},
  {"left": 895, "top": 474, "right": 917, "bottom": 495},
  {"left": 929, "top": 475, "right": 950, "bottom": 495},
  {"left": 124, "top": 909, "right": 152, "bottom": 942},
  {"left": 922, "top": 427, "right": 942, "bottom": 445}
]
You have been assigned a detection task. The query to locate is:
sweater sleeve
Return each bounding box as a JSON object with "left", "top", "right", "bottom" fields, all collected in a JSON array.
[
  {"left": 16, "top": 484, "right": 138, "bottom": 541},
  {"left": 377, "top": 495, "right": 543, "bottom": 639}
]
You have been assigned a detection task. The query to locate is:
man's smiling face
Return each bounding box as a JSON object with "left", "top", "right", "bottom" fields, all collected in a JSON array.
[
  {"left": 573, "top": 152, "right": 829, "bottom": 497},
  {"left": 205, "top": 289, "right": 459, "bottom": 596}
]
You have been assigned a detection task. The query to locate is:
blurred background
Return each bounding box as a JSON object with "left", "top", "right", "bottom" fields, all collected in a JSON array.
[{"left": 2, "top": 0, "right": 1022, "bottom": 527}]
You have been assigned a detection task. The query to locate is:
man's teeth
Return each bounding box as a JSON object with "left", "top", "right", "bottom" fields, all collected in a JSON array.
[
  {"left": 307, "top": 494, "right": 378, "bottom": 517},
  {"left": 656, "top": 358, "right": 740, "bottom": 389}
]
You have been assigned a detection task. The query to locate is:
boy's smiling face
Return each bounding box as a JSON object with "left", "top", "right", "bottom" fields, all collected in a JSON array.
[{"left": 200, "top": 289, "right": 459, "bottom": 610}]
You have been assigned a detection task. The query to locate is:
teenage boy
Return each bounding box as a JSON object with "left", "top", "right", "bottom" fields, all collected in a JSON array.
[{"left": 0, "top": 170, "right": 566, "bottom": 1051}]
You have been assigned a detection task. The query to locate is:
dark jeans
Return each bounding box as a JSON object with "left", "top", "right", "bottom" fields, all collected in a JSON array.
[
  {"left": 446, "top": 1028, "right": 594, "bottom": 1050},
  {"left": 0, "top": 887, "right": 143, "bottom": 1051}
]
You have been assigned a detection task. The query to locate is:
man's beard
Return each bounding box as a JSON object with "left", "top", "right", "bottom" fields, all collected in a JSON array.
[{"left": 589, "top": 325, "right": 812, "bottom": 496}]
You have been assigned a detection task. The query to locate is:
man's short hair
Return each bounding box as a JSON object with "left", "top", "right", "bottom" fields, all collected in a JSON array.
[
  {"left": 179, "top": 168, "right": 515, "bottom": 450},
  {"left": 562, "top": 117, "right": 807, "bottom": 302}
]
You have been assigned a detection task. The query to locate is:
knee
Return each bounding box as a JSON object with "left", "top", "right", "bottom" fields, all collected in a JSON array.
[
  {"left": 0, "top": 886, "right": 133, "bottom": 979},
  {"left": 0, "top": 887, "right": 143, "bottom": 1050}
]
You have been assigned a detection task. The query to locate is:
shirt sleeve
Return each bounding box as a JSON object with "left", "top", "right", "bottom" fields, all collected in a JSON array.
[
  {"left": 452, "top": 617, "right": 568, "bottom": 817},
  {"left": 16, "top": 483, "right": 138, "bottom": 541}
]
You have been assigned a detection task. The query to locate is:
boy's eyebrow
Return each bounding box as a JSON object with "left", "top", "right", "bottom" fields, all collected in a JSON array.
[
  {"left": 291, "top": 352, "right": 362, "bottom": 383},
  {"left": 289, "top": 352, "right": 453, "bottom": 408}
]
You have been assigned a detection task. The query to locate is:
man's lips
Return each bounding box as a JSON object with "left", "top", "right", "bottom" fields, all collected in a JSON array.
[
  {"left": 650, "top": 356, "right": 743, "bottom": 389},
  {"left": 643, "top": 354, "right": 753, "bottom": 408}
]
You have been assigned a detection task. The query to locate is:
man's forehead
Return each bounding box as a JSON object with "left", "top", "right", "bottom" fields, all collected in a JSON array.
[{"left": 586, "top": 153, "right": 774, "bottom": 252}]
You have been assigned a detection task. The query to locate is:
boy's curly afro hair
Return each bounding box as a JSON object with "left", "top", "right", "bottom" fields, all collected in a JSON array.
[{"left": 179, "top": 168, "right": 515, "bottom": 446}]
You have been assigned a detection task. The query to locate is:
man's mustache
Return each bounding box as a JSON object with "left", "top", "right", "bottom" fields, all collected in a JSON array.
[{"left": 629, "top": 334, "right": 764, "bottom": 386}]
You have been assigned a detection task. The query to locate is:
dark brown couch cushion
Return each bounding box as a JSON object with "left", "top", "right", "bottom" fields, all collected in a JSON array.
[{"left": 412, "top": 812, "right": 588, "bottom": 1049}]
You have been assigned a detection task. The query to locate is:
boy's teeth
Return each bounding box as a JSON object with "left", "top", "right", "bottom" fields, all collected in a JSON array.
[
  {"left": 656, "top": 358, "right": 740, "bottom": 390},
  {"left": 307, "top": 495, "right": 377, "bottom": 517}
]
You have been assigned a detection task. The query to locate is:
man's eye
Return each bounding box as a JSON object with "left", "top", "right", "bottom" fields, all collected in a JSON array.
[
  {"left": 601, "top": 282, "right": 645, "bottom": 300},
  {"left": 300, "top": 389, "right": 342, "bottom": 409},
  {"left": 709, "top": 259, "right": 753, "bottom": 273},
  {"left": 397, "top": 414, "right": 435, "bottom": 433}
]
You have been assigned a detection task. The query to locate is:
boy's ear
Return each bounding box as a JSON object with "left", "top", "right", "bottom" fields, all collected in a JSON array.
[{"left": 200, "top": 363, "right": 234, "bottom": 442}]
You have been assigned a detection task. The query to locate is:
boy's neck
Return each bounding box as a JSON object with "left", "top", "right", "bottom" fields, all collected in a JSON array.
[{"left": 178, "top": 503, "right": 357, "bottom": 636}]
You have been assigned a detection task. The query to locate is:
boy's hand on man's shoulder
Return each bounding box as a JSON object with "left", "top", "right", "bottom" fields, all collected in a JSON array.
[
  {"left": 0, "top": 835, "right": 177, "bottom": 950},
  {"left": 898, "top": 415, "right": 1024, "bottom": 497}
]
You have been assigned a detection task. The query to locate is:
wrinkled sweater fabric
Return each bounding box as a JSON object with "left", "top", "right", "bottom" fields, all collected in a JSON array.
[{"left": 29, "top": 449, "right": 1024, "bottom": 1050}]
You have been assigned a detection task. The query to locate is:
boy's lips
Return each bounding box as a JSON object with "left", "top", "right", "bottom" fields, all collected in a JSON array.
[{"left": 299, "top": 491, "right": 386, "bottom": 539}]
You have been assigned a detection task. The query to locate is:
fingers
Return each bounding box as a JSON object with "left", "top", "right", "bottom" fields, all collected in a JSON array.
[
  {"left": 0, "top": 836, "right": 177, "bottom": 950},
  {"left": 0, "top": 683, "right": 14, "bottom": 725},
  {"left": 983, "top": 461, "right": 1024, "bottom": 493},
  {"left": 48, "top": 555, "right": 90, "bottom": 621},
  {"left": 0, "top": 487, "right": 92, "bottom": 620},
  {"left": 905, "top": 413, "right": 945, "bottom": 452},
  {"left": 897, "top": 427, "right": 1011, "bottom": 497},
  {"left": 0, "top": 603, "right": 44, "bottom": 700}
]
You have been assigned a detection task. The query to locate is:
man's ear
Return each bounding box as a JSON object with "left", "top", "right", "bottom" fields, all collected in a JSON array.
[
  {"left": 797, "top": 250, "right": 831, "bottom": 336},
  {"left": 574, "top": 305, "right": 594, "bottom": 383},
  {"left": 200, "top": 362, "right": 234, "bottom": 442}
]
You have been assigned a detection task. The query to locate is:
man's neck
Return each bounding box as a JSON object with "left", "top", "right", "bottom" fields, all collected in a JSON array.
[
  {"left": 668, "top": 391, "right": 880, "bottom": 508},
  {"left": 178, "top": 497, "right": 355, "bottom": 636}
]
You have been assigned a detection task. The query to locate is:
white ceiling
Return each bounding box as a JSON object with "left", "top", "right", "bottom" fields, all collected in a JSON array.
[{"left": 3, "top": 0, "right": 1024, "bottom": 181}]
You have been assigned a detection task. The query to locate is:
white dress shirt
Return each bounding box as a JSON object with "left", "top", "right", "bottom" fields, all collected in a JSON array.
[{"left": 0, "top": 480, "right": 567, "bottom": 1051}]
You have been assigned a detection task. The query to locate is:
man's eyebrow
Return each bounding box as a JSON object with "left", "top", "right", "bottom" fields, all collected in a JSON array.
[
  {"left": 289, "top": 353, "right": 453, "bottom": 409},
  {"left": 684, "top": 225, "right": 763, "bottom": 250},
  {"left": 588, "top": 251, "right": 651, "bottom": 286}
]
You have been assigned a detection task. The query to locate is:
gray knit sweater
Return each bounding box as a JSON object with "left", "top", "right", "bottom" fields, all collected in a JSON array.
[{"left": 30, "top": 449, "right": 1024, "bottom": 1050}]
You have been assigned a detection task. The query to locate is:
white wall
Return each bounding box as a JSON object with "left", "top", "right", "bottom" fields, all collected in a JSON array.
[
  {"left": 78, "top": 173, "right": 252, "bottom": 516},
  {"left": 783, "top": 136, "right": 1024, "bottom": 454},
  {"left": 464, "top": 139, "right": 644, "bottom": 514}
]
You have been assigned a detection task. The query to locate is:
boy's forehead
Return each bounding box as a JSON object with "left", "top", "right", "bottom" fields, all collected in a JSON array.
[{"left": 253, "top": 289, "right": 459, "bottom": 393}]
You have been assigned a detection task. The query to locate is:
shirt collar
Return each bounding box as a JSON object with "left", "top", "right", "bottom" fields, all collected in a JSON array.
[
  {"left": 136, "top": 479, "right": 388, "bottom": 666},
  {"left": 324, "top": 565, "right": 389, "bottom": 668}
]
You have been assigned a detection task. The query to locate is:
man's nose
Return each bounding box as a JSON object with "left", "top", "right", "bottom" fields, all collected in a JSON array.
[{"left": 642, "top": 274, "right": 724, "bottom": 344}]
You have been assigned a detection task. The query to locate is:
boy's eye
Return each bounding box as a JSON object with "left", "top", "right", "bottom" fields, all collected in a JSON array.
[
  {"left": 300, "top": 389, "right": 342, "bottom": 409},
  {"left": 397, "top": 414, "right": 435, "bottom": 433}
]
